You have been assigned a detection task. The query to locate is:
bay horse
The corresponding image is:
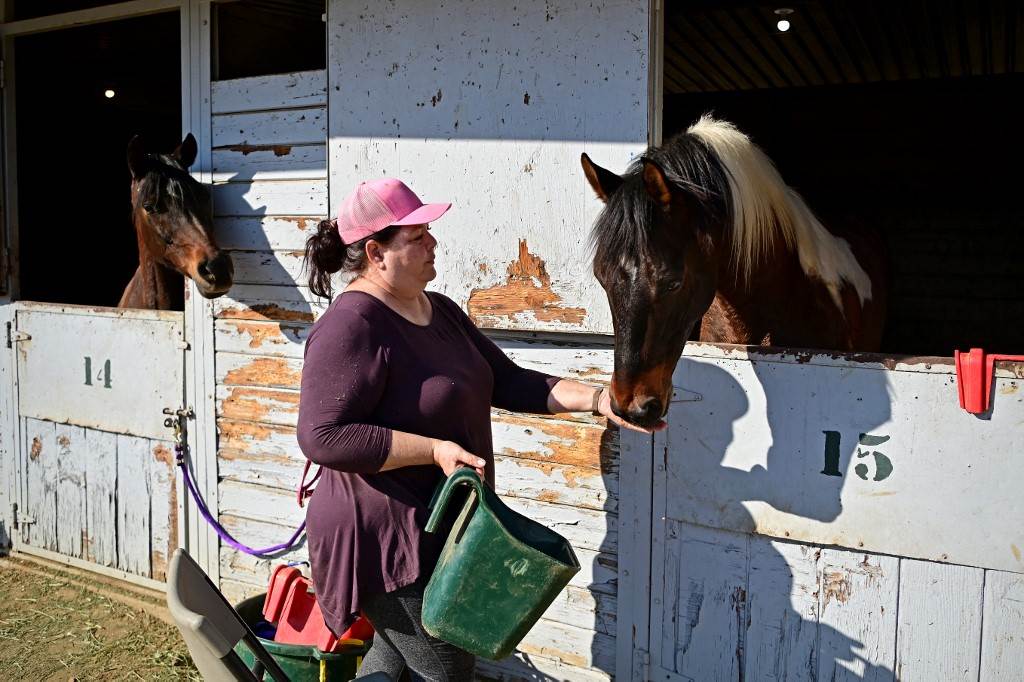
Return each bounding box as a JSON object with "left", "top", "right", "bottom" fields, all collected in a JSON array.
[
  {"left": 119, "top": 133, "right": 233, "bottom": 310},
  {"left": 582, "top": 115, "right": 886, "bottom": 429}
]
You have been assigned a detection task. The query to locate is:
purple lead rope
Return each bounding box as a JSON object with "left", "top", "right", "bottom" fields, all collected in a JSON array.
[{"left": 176, "top": 443, "right": 306, "bottom": 558}]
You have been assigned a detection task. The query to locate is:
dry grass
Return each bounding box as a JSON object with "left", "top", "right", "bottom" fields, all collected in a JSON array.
[{"left": 0, "top": 557, "right": 199, "bottom": 681}]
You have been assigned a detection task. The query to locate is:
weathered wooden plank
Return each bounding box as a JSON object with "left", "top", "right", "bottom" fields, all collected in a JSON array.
[
  {"left": 213, "top": 181, "right": 327, "bottom": 217},
  {"left": 83, "top": 429, "right": 117, "bottom": 566},
  {"left": 217, "top": 353, "right": 303, "bottom": 390},
  {"left": 212, "top": 108, "right": 326, "bottom": 148},
  {"left": 477, "top": 650, "right": 611, "bottom": 682},
  {"left": 23, "top": 418, "right": 58, "bottom": 550},
  {"left": 817, "top": 550, "right": 898, "bottom": 681},
  {"left": 491, "top": 412, "right": 615, "bottom": 470},
  {"left": 228, "top": 249, "right": 306, "bottom": 286},
  {"left": 214, "top": 216, "right": 320, "bottom": 251},
  {"left": 659, "top": 521, "right": 748, "bottom": 682},
  {"left": 211, "top": 70, "right": 326, "bottom": 114},
  {"left": 543, "top": 584, "right": 617, "bottom": 637},
  {"left": 220, "top": 578, "right": 266, "bottom": 608},
  {"left": 214, "top": 319, "right": 310, "bottom": 358},
  {"left": 494, "top": 456, "right": 616, "bottom": 514},
  {"left": 212, "top": 144, "right": 327, "bottom": 183},
  {"left": 980, "top": 569, "right": 1024, "bottom": 681},
  {"left": 116, "top": 434, "right": 152, "bottom": 577},
  {"left": 895, "top": 559, "right": 983, "bottom": 681},
  {"left": 515, "top": 617, "right": 616, "bottom": 672},
  {"left": 55, "top": 423, "right": 87, "bottom": 559},
  {"left": 148, "top": 440, "right": 177, "bottom": 582},
  {"left": 500, "top": 497, "right": 615, "bottom": 555},
  {"left": 495, "top": 339, "right": 613, "bottom": 384},
  {"left": 217, "top": 437, "right": 615, "bottom": 514},
  {"left": 213, "top": 284, "right": 326, "bottom": 323},
  {"left": 216, "top": 385, "right": 301, "bottom": 426},
  {"left": 745, "top": 537, "right": 819, "bottom": 682}
]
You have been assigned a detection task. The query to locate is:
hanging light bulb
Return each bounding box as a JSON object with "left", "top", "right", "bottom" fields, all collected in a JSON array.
[
  {"left": 774, "top": 8, "right": 793, "bottom": 32},
  {"left": 104, "top": 89, "right": 116, "bottom": 99}
]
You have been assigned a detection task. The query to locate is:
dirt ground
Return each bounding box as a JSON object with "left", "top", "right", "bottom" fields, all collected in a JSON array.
[{"left": 0, "top": 555, "right": 198, "bottom": 681}]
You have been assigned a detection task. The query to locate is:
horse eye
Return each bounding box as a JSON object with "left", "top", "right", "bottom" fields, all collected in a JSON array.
[
  {"left": 143, "top": 203, "right": 157, "bottom": 214},
  {"left": 665, "top": 280, "right": 683, "bottom": 293}
]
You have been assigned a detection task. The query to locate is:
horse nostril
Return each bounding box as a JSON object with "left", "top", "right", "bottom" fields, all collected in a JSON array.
[
  {"left": 199, "top": 253, "right": 233, "bottom": 285},
  {"left": 629, "top": 397, "right": 663, "bottom": 424}
]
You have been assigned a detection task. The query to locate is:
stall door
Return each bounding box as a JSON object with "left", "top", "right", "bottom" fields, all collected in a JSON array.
[
  {"left": 629, "top": 346, "right": 1024, "bottom": 682},
  {"left": 11, "top": 302, "right": 185, "bottom": 584}
]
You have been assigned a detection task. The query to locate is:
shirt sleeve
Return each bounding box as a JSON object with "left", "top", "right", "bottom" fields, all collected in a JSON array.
[
  {"left": 440, "top": 295, "right": 560, "bottom": 414},
  {"left": 296, "top": 308, "right": 393, "bottom": 473}
]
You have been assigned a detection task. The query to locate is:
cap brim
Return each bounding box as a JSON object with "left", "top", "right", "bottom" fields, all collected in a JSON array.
[{"left": 391, "top": 202, "right": 451, "bottom": 226}]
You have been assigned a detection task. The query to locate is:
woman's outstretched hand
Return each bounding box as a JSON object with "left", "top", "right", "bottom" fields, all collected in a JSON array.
[
  {"left": 595, "top": 387, "right": 668, "bottom": 434},
  {"left": 431, "top": 439, "right": 486, "bottom": 478}
]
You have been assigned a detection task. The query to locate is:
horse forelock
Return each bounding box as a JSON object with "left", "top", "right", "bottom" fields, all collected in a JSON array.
[
  {"left": 687, "top": 114, "right": 872, "bottom": 305},
  {"left": 590, "top": 174, "right": 655, "bottom": 275},
  {"left": 590, "top": 134, "right": 730, "bottom": 276},
  {"left": 133, "top": 157, "right": 203, "bottom": 213}
]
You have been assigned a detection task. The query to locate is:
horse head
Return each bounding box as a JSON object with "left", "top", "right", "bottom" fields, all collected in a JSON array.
[
  {"left": 582, "top": 142, "right": 731, "bottom": 429},
  {"left": 127, "top": 134, "right": 233, "bottom": 299}
]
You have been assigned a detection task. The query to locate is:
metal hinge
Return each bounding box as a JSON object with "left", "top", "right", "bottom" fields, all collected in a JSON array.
[
  {"left": 6, "top": 322, "right": 30, "bottom": 347},
  {"left": 13, "top": 503, "right": 35, "bottom": 529}
]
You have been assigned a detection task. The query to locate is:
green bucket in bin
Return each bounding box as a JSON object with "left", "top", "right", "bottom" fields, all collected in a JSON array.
[
  {"left": 422, "top": 467, "right": 581, "bottom": 660},
  {"left": 233, "top": 594, "right": 369, "bottom": 681}
]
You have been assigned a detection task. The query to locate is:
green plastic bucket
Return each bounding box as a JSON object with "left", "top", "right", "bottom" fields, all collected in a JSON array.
[
  {"left": 233, "top": 594, "right": 369, "bottom": 682},
  {"left": 422, "top": 468, "right": 581, "bottom": 660}
]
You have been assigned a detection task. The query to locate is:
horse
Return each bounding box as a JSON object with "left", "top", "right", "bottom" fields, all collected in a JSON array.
[
  {"left": 119, "top": 133, "right": 233, "bottom": 310},
  {"left": 581, "top": 115, "right": 886, "bottom": 429}
]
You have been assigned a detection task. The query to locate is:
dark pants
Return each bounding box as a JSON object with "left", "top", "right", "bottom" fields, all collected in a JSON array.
[{"left": 356, "top": 580, "right": 476, "bottom": 682}]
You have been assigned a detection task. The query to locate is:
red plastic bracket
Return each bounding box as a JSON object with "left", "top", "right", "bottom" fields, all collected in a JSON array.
[
  {"left": 263, "top": 565, "right": 303, "bottom": 623},
  {"left": 263, "top": 565, "right": 375, "bottom": 652},
  {"left": 954, "top": 348, "right": 1024, "bottom": 414}
]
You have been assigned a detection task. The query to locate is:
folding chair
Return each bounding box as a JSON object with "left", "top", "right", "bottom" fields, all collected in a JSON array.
[{"left": 167, "top": 548, "right": 291, "bottom": 681}]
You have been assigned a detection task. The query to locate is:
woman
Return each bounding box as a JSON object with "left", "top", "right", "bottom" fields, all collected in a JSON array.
[{"left": 298, "top": 177, "right": 660, "bottom": 682}]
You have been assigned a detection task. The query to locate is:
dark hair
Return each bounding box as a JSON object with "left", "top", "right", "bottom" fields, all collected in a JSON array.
[{"left": 304, "top": 220, "right": 402, "bottom": 299}]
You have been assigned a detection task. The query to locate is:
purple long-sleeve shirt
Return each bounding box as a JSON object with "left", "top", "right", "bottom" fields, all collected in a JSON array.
[{"left": 297, "top": 290, "right": 558, "bottom": 634}]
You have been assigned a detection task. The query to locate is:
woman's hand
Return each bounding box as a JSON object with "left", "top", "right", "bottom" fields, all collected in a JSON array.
[
  {"left": 431, "top": 439, "right": 486, "bottom": 478},
  {"left": 595, "top": 387, "right": 667, "bottom": 434}
]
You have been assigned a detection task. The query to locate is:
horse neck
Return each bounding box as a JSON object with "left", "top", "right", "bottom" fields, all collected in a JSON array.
[
  {"left": 121, "top": 223, "right": 183, "bottom": 310},
  {"left": 701, "top": 233, "right": 814, "bottom": 346}
]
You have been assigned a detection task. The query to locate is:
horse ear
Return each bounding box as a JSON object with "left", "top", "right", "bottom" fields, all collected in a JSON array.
[
  {"left": 642, "top": 160, "right": 672, "bottom": 208},
  {"left": 581, "top": 153, "right": 622, "bottom": 202},
  {"left": 127, "top": 135, "right": 148, "bottom": 179},
  {"left": 173, "top": 133, "right": 198, "bottom": 168}
]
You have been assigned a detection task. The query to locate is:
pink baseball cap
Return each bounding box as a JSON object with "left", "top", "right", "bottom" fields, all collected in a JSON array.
[{"left": 336, "top": 177, "right": 451, "bottom": 245}]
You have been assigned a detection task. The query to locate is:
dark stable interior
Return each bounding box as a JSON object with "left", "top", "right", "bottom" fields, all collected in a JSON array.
[
  {"left": 15, "top": 11, "right": 181, "bottom": 308},
  {"left": 13, "top": 1, "right": 325, "bottom": 310},
  {"left": 664, "top": 0, "right": 1024, "bottom": 357}
]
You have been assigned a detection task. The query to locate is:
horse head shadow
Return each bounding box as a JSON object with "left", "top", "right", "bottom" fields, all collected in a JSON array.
[{"left": 657, "top": 352, "right": 896, "bottom": 679}]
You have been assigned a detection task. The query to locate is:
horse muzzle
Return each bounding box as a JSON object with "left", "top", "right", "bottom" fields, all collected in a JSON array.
[
  {"left": 610, "top": 364, "right": 674, "bottom": 429},
  {"left": 195, "top": 252, "right": 234, "bottom": 298}
]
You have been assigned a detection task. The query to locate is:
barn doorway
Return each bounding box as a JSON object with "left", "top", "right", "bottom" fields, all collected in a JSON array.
[
  {"left": 13, "top": 11, "right": 181, "bottom": 307},
  {"left": 660, "top": 0, "right": 1024, "bottom": 356}
]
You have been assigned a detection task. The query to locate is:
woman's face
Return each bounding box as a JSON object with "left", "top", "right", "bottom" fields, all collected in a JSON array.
[{"left": 374, "top": 224, "right": 438, "bottom": 287}]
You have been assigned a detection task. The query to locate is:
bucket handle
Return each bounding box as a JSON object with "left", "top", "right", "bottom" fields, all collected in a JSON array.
[{"left": 425, "top": 467, "right": 485, "bottom": 534}]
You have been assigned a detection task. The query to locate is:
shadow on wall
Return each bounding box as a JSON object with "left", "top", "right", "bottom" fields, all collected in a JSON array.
[{"left": 650, "top": 356, "right": 895, "bottom": 679}]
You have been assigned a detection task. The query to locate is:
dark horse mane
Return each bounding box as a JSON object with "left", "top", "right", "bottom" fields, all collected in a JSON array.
[{"left": 590, "top": 133, "right": 732, "bottom": 271}]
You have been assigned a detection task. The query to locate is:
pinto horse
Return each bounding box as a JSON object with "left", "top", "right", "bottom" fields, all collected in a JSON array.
[
  {"left": 582, "top": 115, "right": 886, "bottom": 429},
  {"left": 119, "top": 134, "right": 233, "bottom": 310}
]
